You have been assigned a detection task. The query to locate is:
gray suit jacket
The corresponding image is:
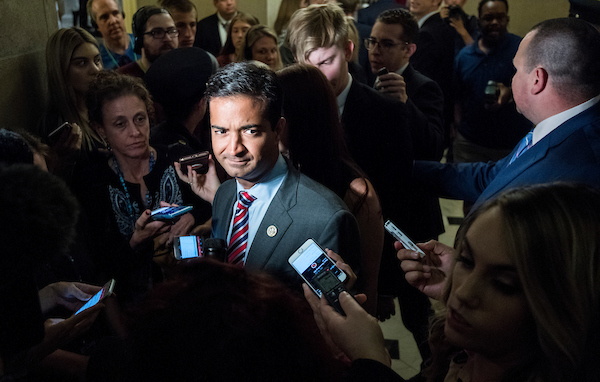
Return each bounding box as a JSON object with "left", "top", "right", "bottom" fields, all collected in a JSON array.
[{"left": 212, "top": 164, "right": 361, "bottom": 288}]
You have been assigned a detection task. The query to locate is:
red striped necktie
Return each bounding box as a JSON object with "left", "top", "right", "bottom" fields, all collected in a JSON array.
[{"left": 227, "top": 191, "right": 257, "bottom": 266}]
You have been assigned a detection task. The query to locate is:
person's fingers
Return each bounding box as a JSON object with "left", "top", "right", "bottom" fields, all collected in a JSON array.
[
  {"left": 353, "top": 293, "right": 367, "bottom": 305},
  {"left": 397, "top": 248, "right": 421, "bottom": 261},
  {"left": 337, "top": 291, "right": 364, "bottom": 315},
  {"left": 71, "top": 282, "right": 102, "bottom": 296},
  {"left": 174, "top": 161, "right": 189, "bottom": 182}
]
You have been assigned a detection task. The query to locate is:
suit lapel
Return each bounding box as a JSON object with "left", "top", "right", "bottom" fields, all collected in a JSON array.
[
  {"left": 478, "top": 103, "right": 600, "bottom": 202},
  {"left": 245, "top": 165, "right": 298, "bottom": 269}
]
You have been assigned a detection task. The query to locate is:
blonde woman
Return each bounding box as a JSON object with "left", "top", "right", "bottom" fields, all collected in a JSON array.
[{"left": 242, "top": 25, "right": 282, "bottom": 70}]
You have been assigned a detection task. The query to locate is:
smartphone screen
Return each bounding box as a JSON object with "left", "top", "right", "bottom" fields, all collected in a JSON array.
[
  {"left": 74, "top": 280, "right": 114, "bottom": 315},
  {"left": 289, "top": 240, "right": 346, "bottom": 297},
  {"left": 178, "top": 236, "right": 202, "bottom": 259}
]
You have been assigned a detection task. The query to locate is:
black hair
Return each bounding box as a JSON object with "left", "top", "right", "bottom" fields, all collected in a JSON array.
[
  {"left": 205, "top": 62, "right": 282, "bottom": 130},
  {"left": 525, "top": 17, "right": 600, "bottom": 103},
  {"left": 376, "top": 8, "right": 419, "bottom": 44}
]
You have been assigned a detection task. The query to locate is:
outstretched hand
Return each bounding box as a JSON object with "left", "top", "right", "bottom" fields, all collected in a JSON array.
[
  {"left": 38, "top": 282, "right": 102, "bottom": 315},
  {"left": 174, "top": 155, "right": 221, "bottom": 205},
  {"left": 395, "top": 240, "right": 455, "bottom": 300},
  {"left": 28, "top": 302, "right": 103, "bottom": 364},
  {"left": 129, "top": 209, "right": 171, "bottom": 248},
  {"left": 303, "top": 285, "right": 390, "bottom": 366}
]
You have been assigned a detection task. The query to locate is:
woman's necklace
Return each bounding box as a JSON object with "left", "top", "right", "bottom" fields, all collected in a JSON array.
[{"left": 112, "top": 151, "right": 156, "bottom": 217}]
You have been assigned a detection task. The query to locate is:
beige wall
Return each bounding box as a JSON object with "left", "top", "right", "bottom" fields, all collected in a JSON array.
[
  {"left": 0, "top": 0, "right": 574, "bottom": 133},
  {"left": 463, "top": 0, "right": 570, "bottom": 37},
  {"left": 0, "top": 0, "right": 58, "bottom": 131}
]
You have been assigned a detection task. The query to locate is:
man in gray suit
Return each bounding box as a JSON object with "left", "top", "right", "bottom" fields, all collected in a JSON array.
[{"left": 179, "top": 62, "right": 360, "bottom": 287}]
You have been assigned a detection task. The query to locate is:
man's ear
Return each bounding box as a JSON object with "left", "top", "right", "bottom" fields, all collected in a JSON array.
[
  {"left": 531, "top": 67, "right": 548, "bottom": 95},
  {"left": 406, "top": 43, "right": 417, "bottom": 59},
  {"left": 274, "top": 117, "right": 285, "bottom": 138},
  {"left": 344, "top": 40, "right": 354, "bottom": 62}
]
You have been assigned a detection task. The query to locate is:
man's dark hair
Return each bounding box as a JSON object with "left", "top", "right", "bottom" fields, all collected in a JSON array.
[
  {"left": 526, "top": 17, "right": 600, "bottom": 102},
  {"left": 205, "top": 62, "right": 282, "bottom": 130},
  {"left": 376, "top": 8, "right": 419, "bottom": 44},
  {"left": 478, "top": 0, "right": 508, "bottom": 16}
]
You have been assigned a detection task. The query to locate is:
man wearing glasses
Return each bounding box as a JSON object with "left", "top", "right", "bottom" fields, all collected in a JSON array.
[
  {"left": 368, "top": 8, "right": 445, "bottom": 161},
  {"left": 118, "top": 6, "right": 179, "bottom": 78}
]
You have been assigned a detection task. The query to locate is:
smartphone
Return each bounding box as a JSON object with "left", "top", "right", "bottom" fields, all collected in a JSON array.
[
  {"left": 384, "top": 220, "right": 426, "bottom": 258},
  {"left": 150, "top": 205, "right": 193, "bottom": 221},
  {"left": 179, "top": 151, "right": 209, "bottom": 174},
  {"left": 288, "top": 239, "right": 348, "bottom": 314},
  {"left": 174, "top": 235, "right": 203, "bottom": 259},
  {"left": 376, "top": 67, "right": 389, "bottom": 77},
  {"left": 47, "top": 122, "right": 72, "bottom": 144},
  {"left": 74, "top": 279, "right": 115, "bottom": 315}
]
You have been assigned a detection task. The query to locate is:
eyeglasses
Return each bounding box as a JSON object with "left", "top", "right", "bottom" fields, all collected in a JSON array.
[
  {"left": 364, "top": 38, "right": 408, "bottom": 51},
  {"left": 143, "top": 27, "right": 179, "bottom": 39}
]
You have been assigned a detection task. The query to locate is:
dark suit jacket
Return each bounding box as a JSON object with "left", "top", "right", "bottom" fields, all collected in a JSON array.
[
  {"left": 341, "top": 79, "right": 413, "bottom": 227},
  {"left": 415, "top": 101, "right": 600, "bottom": 212},
  {"left": 401, "top": 63, "right": 445, "bottom": 241},
  {"left": 411, "top": 13, "right": 455, "bottom": 140},
  {"left": 194, "top": 14, "right": 222, "bottom": 57},
  {"left": 403, "top": 63, "right": 445, "bottom": 162},
  {"left": 212, "top": 163, "right": 361, "bottom": 288}
]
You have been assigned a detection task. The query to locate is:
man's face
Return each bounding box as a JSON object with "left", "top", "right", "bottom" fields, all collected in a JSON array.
[
  {"left": 305, "top": 42, "right": 353, "bottom": 97},
  {"left": 170, "top": 9, "right": 197, "bottom": 48},
  {"left": 511, "top": 31, "right": 534, "bottom": 122},
  {"left": 369, "top": 21, "right": 411, "bottom": 73},
  {"left": 214, "top": 0, "right": 237, "bottom": 20},
  {"left": 210, "top": 96, "right": 282, "bottom": 189},
  {"left": 92, "top": 0, "right": 126, "bottom": 41},
  {"left": 143, "top": 13, "right": 178, "bottom": 63},
  {"left": 410, "top": 0, "right": 442, "bottom": 19},
  {"left": 479, "top": 1, "right": 509, "bottom": 47}
]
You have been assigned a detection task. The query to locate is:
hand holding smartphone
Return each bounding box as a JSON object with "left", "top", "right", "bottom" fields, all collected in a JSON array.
[
  {"left": 73, "top": 279, "right": 115, "bottom": 315},
  {"left": 289, "top": 239, "right": 349, "bottom": 314},
  {"left": 179, "top": 151, "right": 209, "bottom": 174},
  {"left": 384, "top": 220, "right": 426, "bottom": 258},
  {"left": 150, "top": 205, "right": 193, "bottom": 222},
  {"left": 47, "top": 122, "right": 73, "bottom": 145}
]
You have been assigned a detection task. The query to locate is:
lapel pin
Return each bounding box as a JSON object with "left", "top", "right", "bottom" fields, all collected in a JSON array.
[{"left": 267, "top": 225, "right": 277, "bottom": 237}]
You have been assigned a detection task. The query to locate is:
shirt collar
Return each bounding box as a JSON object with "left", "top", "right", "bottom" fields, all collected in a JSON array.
[
  {"left": 337, "top": 73, "right": 353, "bottom": 117},
  {"left": 532, "top": 94, "right": 600, "bottom": 145},
  {"left": 417, "top": 10, "right": 439, "bottom": 28},
  {"left": 235, "top": 153, "right": 288, "bottom": 198},
  {"left": 216, "top": 12, "right": 233, "bottom": 26},
  {"left": 394, "top": 62, "right": 409, "bottom": 76}
]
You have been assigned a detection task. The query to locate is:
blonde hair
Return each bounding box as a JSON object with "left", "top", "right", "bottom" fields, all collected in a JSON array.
[
  {"left": 45, "top": 27, "right": 104, "bottom": 151},
  {"left": 427, "top": 183, "right": 600, "bottom": 382},
  {"left": 286, "top": 3, "right": 349, "bottom": 64},
  {"left": 242, "top": 25, "right": 283, "bottom": 70}
]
